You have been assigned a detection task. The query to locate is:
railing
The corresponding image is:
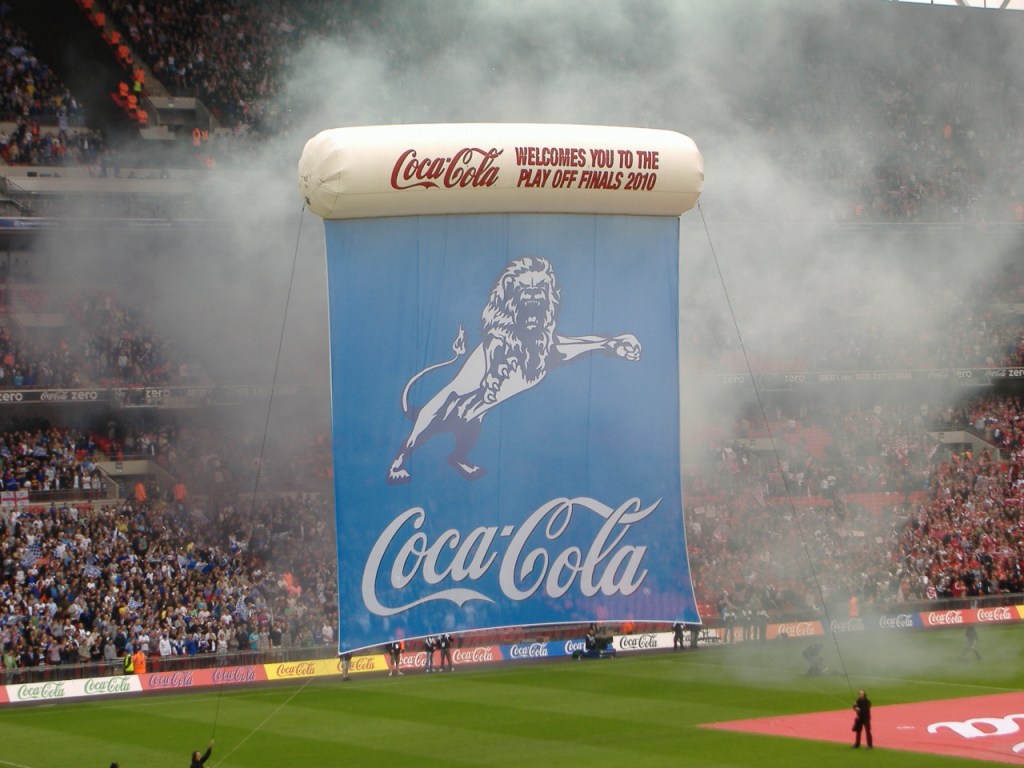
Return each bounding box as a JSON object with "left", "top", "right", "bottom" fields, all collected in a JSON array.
[
  {"left": 0, "top": 112, "right": 88, "bottom": 130},
  {"left": 0, "top": 175, "right": 34, "bottom": 213},
  {"left": 18, "top": 486, "right": 116, "bottom": 505},
  {"left": 0, "top": 644, "right": 333, "bottom": 686},
  {"left": 695, "top": 592, "right": 1024, "bottom": 632},
  {"left": 4, "top": 593, "right": 1021, "bottom": 687}
]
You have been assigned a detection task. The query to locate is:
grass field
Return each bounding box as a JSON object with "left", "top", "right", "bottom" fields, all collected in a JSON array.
[{"left": 1, "top": 624, "right": 1021, "bottom": 767}]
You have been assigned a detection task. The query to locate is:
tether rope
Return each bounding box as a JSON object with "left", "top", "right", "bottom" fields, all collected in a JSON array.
[
  {"left": 696, "top": 200, "right": 854, "bottom": 700},
  {"left": 208, "top": 202, "right": 307, "bottom": 750}
]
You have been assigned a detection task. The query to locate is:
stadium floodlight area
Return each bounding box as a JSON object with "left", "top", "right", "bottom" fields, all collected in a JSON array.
[{"left": 298, "top": 123, "right": 704, "bottom": 652}]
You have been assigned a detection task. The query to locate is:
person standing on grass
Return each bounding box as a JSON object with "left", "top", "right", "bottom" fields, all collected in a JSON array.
[
  {"left": 424, "top": 635, "right": 436, "bottom": 673},
  {"left": 339, "top": 651, "right": 352, "bottom": 681},
  {"left": 387, "top": 639, "right": 403, "bottom": 676},
  {"left": 189, "top": 739, "right": 214, "bottom": 767},
  {"left": 672, "top": 622, "right": 684, "bottom": 650},
  {"left": 959, "top": 625, "right": 981, "bottom": 663},
  {"left": 438, "top": 632, "right": 453, "bottom": 671},
  {"left": 852, "top": 690, "right": 873, "bottom": 749}
]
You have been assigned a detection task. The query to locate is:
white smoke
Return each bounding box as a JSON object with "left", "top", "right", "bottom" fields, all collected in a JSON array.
[{"left": 27, "top": 1, "right": 1024, "bottom": 679}]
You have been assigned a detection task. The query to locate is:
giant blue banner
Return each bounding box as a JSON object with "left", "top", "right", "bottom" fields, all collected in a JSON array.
[{"left": 326, "top": 212, "right": 699, "bottom": 650}]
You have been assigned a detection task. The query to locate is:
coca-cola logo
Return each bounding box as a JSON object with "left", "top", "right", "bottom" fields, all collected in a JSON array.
[
  {"left": 452, "top": 646, "right": 494, "bottom": 664},
  {"left": 776, "top": 621, "right": 817, "bottom": 637},
  {"left": 148, "top": 671, "right": 195, "bottom": 689},
  {"left": 829, "top": 617, "right": 865, "bottom": 633},
  {"left": 17, "top": 681, "right": 64, "bottom": 700},
  {"left": 275, "top": 662, "right": 316, "bottom": 677},
  {"left": 350, "top": 657, "right": 377, "bottom": 672},
  {"left": 564, "top": 639, "right": 585, "bottom": 653},
  {"left": 84, "top": 677, "right": 132, "bottom": 695},
  {"left": 618, "top": 633, "right": 658, "bottom": 649},
  {"left": 977, "top": 607, "right": 1013, "bottom": 623},
  {"left": 398, "top": 655, "right": 422, "bottom": 670},
  {"left": 390, "top": 147, "right": 502, "bottom": 190},
  {"left": 362, "top": 497, "right": 654, "bottom": 616},
  {"left": 40, "top": 390, "right": 98, "bottom": 401},
  {"left": 509, "top": 642, "right": 549, "bottom": 659},
  {"left": 926, "top": 610, "right": 964, "bottom": 626},
  {"left": 878, "top": 614, "right": 914, "bottom": 629},
  {"left": 211, "top": 666, "right": 258, "bottom": 684}
]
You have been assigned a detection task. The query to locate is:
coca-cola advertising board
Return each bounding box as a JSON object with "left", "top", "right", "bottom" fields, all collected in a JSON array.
[
  {"left": 264, "top": 658, "right": 355, "bottom": 681},
  {"left": 298, "top": 124, "right": 703, "bottom": 220},
  {"left": 6, "top": 675, "right": 143, "bottom": 704},
  {"left": 140, "top": 665, "right": 268, "bottom": 691},
  {"left": 613, "top": 632, "right": 675, "bottom": 653},
  {"left": 766, "top": 621, "right": 825, "bottom": 640},
  {"left": 967, "top": 606, "right": 1016, "bottom": 624},
  {"left": 503, "top": 641, "right": 569, "bottom": 661},
  {"left": 300, "top": 124, "right": 704, "bottom": 651},
  {"left": 398, "top": 644, "right": 496, "bottom": 670},
  {"left": 878, "top": 613, "right": 921, "bottom": 630}
]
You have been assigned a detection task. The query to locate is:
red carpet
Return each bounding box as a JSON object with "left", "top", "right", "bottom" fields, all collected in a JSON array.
[{"left": 702, "top": 692, "right": 1024, "bottom": 764}]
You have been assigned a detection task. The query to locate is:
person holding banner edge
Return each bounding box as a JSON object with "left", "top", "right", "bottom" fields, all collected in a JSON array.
[{"left": 189, "top": 740, "right": 214, "bottom": 767}]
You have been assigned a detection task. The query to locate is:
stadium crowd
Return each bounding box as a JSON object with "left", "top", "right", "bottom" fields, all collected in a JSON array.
[
  {"left": 2, "top": 341, "right": 1022, "bottom": 674},
  {"left": 684, "top": 387, "right": 1024, "bottom": 626},
  {"left": 0, "top": 0, "right": 1020, "bottom": 227},
  {"left": 101, "top": 0, "right": 283, "bottom": 131},
  {"left": 0, "top": 426, "right": 104, "bottom": 497},
  {"left": 881, "top": 394, "right": 1024, "bottom": 600},
  {"left": 0, "top": 420, "right": 337, "bottom": 677},
  {"left": 1, "top": 265, "right": 1023, "bottom": 394},
  {"left": 0, "top": 14, "right": 80, "bottom": 126},
  {"left": 684, "top": 256, "right": 1024, "bottom": 376},
  {"left": 0, "top": 286, "right": 206, "bottom": 390},
  {"left": 758, "top": 7, "right": 1024, "bottom": 223},
  {"left": 0, "top": 8, "right": 98, "bottom": 168},
  {"left": 87, "top": 0, "right": 347, "bottom": 137},
  {"left": 77, "top": 290, "right": 206, "bottom": 387},
  {"left": 1, "top": 0, "right": 1024, "bottom": 681}
]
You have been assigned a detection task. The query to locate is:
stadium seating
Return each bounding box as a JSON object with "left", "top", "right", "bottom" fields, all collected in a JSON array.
[{"left": 3, "top": 0, "right": 1024, "bottom": 684}]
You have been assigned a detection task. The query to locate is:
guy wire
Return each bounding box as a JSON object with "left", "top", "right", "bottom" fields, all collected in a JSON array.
[
  {"left": 210, "top": 203, "right": 307, "bottom": 744},
  {"left": 208, "top": 674, "right": 318, "bottom": 767},
  {"left": 695, "top": 201, "right": 853, "bottom": 696}
]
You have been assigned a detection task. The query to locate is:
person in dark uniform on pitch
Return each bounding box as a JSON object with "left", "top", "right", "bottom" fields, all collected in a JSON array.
[
  {"left": 438, "top": 632, "right": 453, "bottom": 671},
  {"left": 959, "top": 625, "right": 981, "bottom": 662},
  {"left": 190, "top": 739, "right": 214, "bottom": 767},
  {"left": 424, "top": 635, "right": 436, "bottom": 673},
  {"left": 802, "top": 643, "right": 828, "bottom": 676},
  {"left": 852, "top": 690, "right": 872, "bottom": 749},
  {"left": 339, "top": 651, "right": 352, "bottom": 681},
  {"left": 387, "top": 640, "right": 404, "bottom": 676}
]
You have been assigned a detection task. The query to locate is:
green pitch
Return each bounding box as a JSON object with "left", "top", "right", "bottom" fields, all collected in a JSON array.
[{"left": 1, "top": 625, "right": 1020, "bottom": 767}]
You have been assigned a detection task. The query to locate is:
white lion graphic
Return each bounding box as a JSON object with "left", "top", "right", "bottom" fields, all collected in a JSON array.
[{"left": 386, "top": 255, "right": 641, "bottom": 485}]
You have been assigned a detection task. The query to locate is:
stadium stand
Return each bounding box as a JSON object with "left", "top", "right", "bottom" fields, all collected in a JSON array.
[
  {"left": 2, "top": 0, "right": 1024, "bottom": 686},
  {"left": 0, "top": 422, "right": 337, "bottom": 681},
  {"left": 0, "top": 286, "right": 206, "bottom": 391}
]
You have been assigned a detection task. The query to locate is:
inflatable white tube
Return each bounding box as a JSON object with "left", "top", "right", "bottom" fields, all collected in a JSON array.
[{"left": 298, "top": 123, "right": 703, "bottom": 220}]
